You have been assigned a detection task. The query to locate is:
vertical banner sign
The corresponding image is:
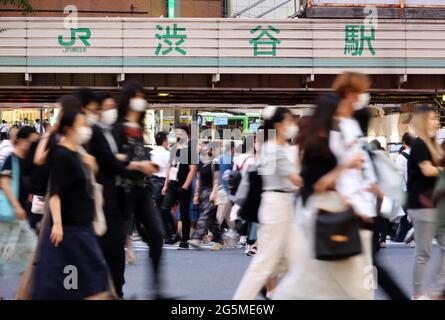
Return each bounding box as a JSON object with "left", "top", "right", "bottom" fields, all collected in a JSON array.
[{"left": 168, "top": 0, "right": 175, "bottom": 18}]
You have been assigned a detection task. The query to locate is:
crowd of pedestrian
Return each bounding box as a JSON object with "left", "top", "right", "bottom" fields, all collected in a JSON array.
[{"left": 1, "top": 73, "right": 444, "bottom": 300}]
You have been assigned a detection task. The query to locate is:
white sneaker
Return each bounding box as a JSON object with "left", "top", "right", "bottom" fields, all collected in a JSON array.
[
  {"left": 247, "top": 245, "right": 257, "bottom": 256},
  {"left": 408, "top": 241, "right": 415, "bottom": 248},
  {"left": 238, "top": 235, "right": 247, "bottom": 246},
  {"left": 222, "top": 230, "right": 237, "bottom": 248}
]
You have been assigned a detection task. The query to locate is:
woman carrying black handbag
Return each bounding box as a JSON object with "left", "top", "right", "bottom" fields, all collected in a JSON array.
[{"left": 273, "top": 76, "right": 377, "bottom": 300}]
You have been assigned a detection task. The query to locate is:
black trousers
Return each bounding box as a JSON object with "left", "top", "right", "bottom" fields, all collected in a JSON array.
[
  {"left": 150, "top": 176, "right": 168, "bottom": 236},
  {"left": 150, "top": 176, "right": 166, "bottom": 210},
  {"left": 372, "top": 217, "right": 409, "bottom": 300},
  {"left": 98, "top": 209, "right": 126, "bottom": 298},
  {"left": 161, "top": 181, "right": 192, "bottom": 242},
  {"left": 124, "top": 185, "right": 165, "bottom": 293}
]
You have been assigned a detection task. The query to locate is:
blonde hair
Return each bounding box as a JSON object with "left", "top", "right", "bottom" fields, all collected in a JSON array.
[
  {"left": 332, "top": 72, "right": 371, "bottom": 98},
  {"left": 412, "top": 107, "right": 442, "bottom": 165}
]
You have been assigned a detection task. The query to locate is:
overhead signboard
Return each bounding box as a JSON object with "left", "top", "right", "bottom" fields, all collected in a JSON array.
[
  {"left": 312, "top": 0, "right": 444, "bottom": 5},
  {"left": 1, "top": 17, "right": 445, "bottom": 75}
]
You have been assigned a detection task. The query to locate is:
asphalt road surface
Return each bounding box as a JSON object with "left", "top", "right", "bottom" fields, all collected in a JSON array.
[{"left": 1, "top": 240, "right": 443, "bottom": 300}]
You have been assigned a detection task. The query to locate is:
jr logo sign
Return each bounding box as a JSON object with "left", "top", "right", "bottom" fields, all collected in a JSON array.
[{"left": 58, "top": 28, "right": 91, "bottom": 52}]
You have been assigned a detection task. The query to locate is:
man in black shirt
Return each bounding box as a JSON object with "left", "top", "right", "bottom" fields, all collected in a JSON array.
[{"left": 161, "top": 125, "right": 198, "bottom": 249}]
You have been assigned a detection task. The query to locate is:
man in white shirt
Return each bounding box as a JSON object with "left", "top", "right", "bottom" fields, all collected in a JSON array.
[
  {"left": 150, "top": 131, "right": 171, "bottom": 211},
  {"left": 0, "top": 126, "right": 19, "bottom": 168},
  {"left": 34, "top": 119, "right": 44, "bottom": 134},
  {"left": 0, "top": 120, "right": 9, "bottom": 140}
]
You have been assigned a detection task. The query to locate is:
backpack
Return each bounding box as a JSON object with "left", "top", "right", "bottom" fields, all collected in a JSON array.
[
  {"left": 227, "top": 155, "right": 253, "bottom": 195},
  {"left": 369, "top": 150, "right": 406, "bottom": 220},
  {"left": 234, "top": 163, "right": 262, "bottom": 223}
]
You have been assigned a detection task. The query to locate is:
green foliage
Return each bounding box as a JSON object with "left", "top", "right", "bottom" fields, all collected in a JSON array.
[{"left": 0, "top": 0, "right": 34, "bottom": 12}]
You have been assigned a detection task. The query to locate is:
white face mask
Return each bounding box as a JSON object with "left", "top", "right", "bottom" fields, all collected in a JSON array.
[
  {"left": 129, "top": 98, "right": 146, "bottom": 112},
  {"left": 76, "top": 126, "right": 93, "bottom": 145},
  {"left": 100, "top": 108, "right": 118, "bottom": 126},
  {"left": 353, "top": 93, "right": 370, "bottom": 110},
  {"left": 86, "top": 113, "right": 99, "bottom": 126},
  {"left": 283, "top": 124, "right": 298, "bottom": 140}
]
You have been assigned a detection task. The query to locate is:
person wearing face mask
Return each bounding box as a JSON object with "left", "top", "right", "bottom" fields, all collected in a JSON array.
[
  {"left": 273, "top": 93, "right": 379, "bottom": 300},
  {"left": 326, "top": 73, "right": 377, "bottom": 299},
  {"left": 161, "top": 125, "right": 198, "bottom": 249},
  {"left": 31, "top": 108, "right": 112, "bottom": 299},
  {"left": 331, "top": 75, "right": 377, "bottom": 221},
  {"left": 407, "top": 106, "right": 444, "bottom": 300},
  {"left": 88, "top": 91, "right": 152, "bottom": 298},
  {"left": 113, "top": 81, "right": 168, "bottom": 299},
  {"left": 73, "top": 87, "right": 100, "bottom": 127},
  {"left": 323, "top": 72, "right": 404, "bottom": 300},
  {"left": 233, "top": 106, "right": 303, "bottom": 300},
  {"left": 188, "top": 141, "right": 224, "bottom": 251}
]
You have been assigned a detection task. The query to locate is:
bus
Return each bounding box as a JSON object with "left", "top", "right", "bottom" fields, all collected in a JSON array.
[{"left": 199, "top": 113, "right": 261, "bottom": 137}]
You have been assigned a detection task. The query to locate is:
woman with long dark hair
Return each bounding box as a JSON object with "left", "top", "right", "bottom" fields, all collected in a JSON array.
[
  {"left": 88, "top": 91, "right": 154, "bottom": 298},
  {"left": 32, "top": 107, "right": 111, "bottom": 299},
  {"left": 273, "top": 89, "right": 374, "bottom": 300},
  {"left": 233, "top": 106, "right": 302, "bottom": 300},
  {"left": 113, "top": 81, "right": 166, "bottom": 299}
]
